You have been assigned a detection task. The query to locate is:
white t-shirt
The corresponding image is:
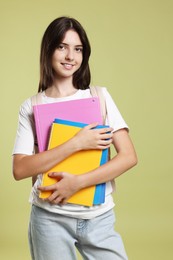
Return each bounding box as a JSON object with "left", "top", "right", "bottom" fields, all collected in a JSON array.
[{"left": 13, "top": 87, "right": 128, "bottom": 219}]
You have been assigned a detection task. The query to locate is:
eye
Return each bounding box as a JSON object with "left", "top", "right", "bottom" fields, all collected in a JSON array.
[
  {"left": 57, "top": 44, "right": 66, "bottom": 50},
  {"left": 75, "top": 47, "right": 83, "bottom": 53}
]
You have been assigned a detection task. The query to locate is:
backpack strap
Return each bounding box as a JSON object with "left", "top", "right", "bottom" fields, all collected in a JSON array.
[
  {"left": 90, "top": 86, "right": 111, "bottom": 161},
  {"left": 90, "top": 86, "right": 107, "bottom": 124},
  {"left": 31, "top": 93, "right": 43, "bottom": 153},
  {"left": 31, "top": 92, "right": 43, "bottom": 106},
  {"left": 30, "top": 93, "right": 43, "bottom": 185}
]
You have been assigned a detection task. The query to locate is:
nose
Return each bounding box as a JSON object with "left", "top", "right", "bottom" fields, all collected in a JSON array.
[{"left": 65, "top": 49, "right": 74, "bottom": 61}]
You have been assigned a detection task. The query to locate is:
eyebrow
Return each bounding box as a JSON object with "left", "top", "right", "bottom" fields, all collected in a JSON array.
[{"left": 61, "top": 42, "right": 83, "bottom": 47}]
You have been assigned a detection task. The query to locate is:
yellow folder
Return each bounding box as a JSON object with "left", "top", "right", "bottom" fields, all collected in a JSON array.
[{"left": 39, "top": 120, "right": 103, "bottom": 206}]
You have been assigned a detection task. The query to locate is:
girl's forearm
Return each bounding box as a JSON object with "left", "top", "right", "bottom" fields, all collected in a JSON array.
[
  {"left": 13, "top": 135, "right": 81, "bottom": 180},
  {"left": 13, "top": 124, "right": 113, "bottom": 181},
  {"left": 78, "top": 150, "right": 137, "bottom": 190}
]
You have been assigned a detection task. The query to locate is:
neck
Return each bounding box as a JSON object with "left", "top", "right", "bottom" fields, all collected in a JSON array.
[{"left": 45, "top": 77, "right": 77, "bottom": 98}]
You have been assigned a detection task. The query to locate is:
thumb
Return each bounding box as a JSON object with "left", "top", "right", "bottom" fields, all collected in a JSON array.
[{"left": 48, "top": 172, "right": 63, "bottom": 180}]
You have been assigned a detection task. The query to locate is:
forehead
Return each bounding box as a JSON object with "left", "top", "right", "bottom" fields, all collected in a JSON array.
[{"left": 62, "top": 30, "right": 82, "bottom": 45}]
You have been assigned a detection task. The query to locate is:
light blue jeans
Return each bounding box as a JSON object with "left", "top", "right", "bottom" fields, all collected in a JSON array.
[{"left": 28, "top": 205, "right": 128, "bottom": 260}]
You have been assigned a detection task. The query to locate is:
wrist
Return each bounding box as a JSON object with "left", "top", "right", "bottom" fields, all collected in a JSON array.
[
  {"left": 76, "top": 174, "right": 87, "bottom": 190},
  {"left": 70, "top": 135, "right": 82, "bottom": 152}
]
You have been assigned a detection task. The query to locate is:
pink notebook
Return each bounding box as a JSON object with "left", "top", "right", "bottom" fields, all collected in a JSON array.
[{"left": 33, "top": 97, "right": 102, "bottom": 152}]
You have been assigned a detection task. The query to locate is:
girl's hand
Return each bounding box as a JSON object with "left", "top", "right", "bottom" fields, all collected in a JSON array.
[
  {"left": 74, "top": 122, "right": 113, "bottom": 150},
  {"left": 38, "top": 172, "right": 81, "bottom": 205}
]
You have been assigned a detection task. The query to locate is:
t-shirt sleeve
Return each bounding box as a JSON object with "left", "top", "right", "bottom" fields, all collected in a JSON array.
[
  {"left": 102, "top": 87, "right": 129, "bottom": 132},
  {"left": 12, "top": 98, "right": 35, "bottom": 155}
]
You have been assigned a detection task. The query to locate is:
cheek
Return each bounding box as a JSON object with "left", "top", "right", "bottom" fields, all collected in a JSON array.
[
  {"left": 52, "top": 51, "right": 61, "bottom": 61},
  {"left": 51, "top": 56, "right": 57, "bottom": 68},
  {"left": 78, "top": 54, "right": 83, "bottom": 66}
]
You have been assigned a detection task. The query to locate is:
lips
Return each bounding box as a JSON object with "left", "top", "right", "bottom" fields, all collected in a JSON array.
[{"left": 61, "top": 63, "right": 74, "bottom": 69}]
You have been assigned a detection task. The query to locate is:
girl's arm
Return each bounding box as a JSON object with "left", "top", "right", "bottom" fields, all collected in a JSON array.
[
  {"left": 13, "top": 123, "right": 113, "bottom": 180},
  {"left": 39, "top": 128, "right": 137, "bottom": 204},
  {"left": 79, "top": 129, "right": 137, "bottom": 185}
]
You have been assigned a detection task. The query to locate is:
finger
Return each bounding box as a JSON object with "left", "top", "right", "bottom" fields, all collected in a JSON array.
[
  {"left": 52, "top": 195, "right": 65, "bottom": 205},
  {"left": 97, "top": 139, "right": 113, "bottom": 149},
  {"left": 84, "top": 122, "right": 99, "bottom": 130},
  {"left": 46, "top": 191, "right": 59, "bottom": 202},
  {"left": 91, "top": 128, "right": 113, "bottom": 136},
  {"left": 38, "top": 184, "right": 56, "bottom": 191},
  {"left": 99, "top": 133, "right": 113, "bottom": 140},
  {"left": 97, "top": 144, "right": 111, "bottom": 149},
  {"left": 59, "top": 199, "right": 67, "bottom": 205},
  {"left": 100, "top": 138, "right": 113, "bottom": 144},
  {"left": 98, "top": 127, "right": 114, "bottom": 134},
  {"left": 48, "top": 172, "right": 63, "bottom": 179}
]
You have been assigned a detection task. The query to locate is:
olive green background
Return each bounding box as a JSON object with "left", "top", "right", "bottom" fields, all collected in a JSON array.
[{"left": 0, "top": 0, "right": 172, "bottom": 259}]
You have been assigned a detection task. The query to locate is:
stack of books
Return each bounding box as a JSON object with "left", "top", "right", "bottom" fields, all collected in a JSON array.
[{"left": 33, "top": 97, "right": 109, "bottom": 206}]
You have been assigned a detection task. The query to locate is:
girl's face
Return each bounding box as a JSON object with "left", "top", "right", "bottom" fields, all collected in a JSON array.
[{"left": 51, "top": 30, "right": 83, "bottom": 80}]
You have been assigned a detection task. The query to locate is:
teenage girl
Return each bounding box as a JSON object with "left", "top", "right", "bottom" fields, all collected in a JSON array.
[{"left": 13, "top": 16, "right": 137, "bottom": 260}]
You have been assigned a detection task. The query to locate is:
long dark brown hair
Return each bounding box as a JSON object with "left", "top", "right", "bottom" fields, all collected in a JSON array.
[{"left": 38, "top": 16, "right": 91, "bottom": 92}]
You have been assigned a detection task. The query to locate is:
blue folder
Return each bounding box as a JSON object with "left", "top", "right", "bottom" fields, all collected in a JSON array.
[{"left": 53, "top": 119, "right": 109, "bottom": 205}]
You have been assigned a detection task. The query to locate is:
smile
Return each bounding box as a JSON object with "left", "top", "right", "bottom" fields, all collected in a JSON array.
[{"left": 61, "top": 63, "right": 74, "bottom": 69}]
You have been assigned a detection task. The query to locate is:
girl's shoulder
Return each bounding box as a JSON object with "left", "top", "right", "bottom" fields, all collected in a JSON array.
[
  {"left": 90, "top": 86, "right": 113, "bottom": 101},
  {"left": 19, "top": 96, "right": 33, "bottom": 115}
]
